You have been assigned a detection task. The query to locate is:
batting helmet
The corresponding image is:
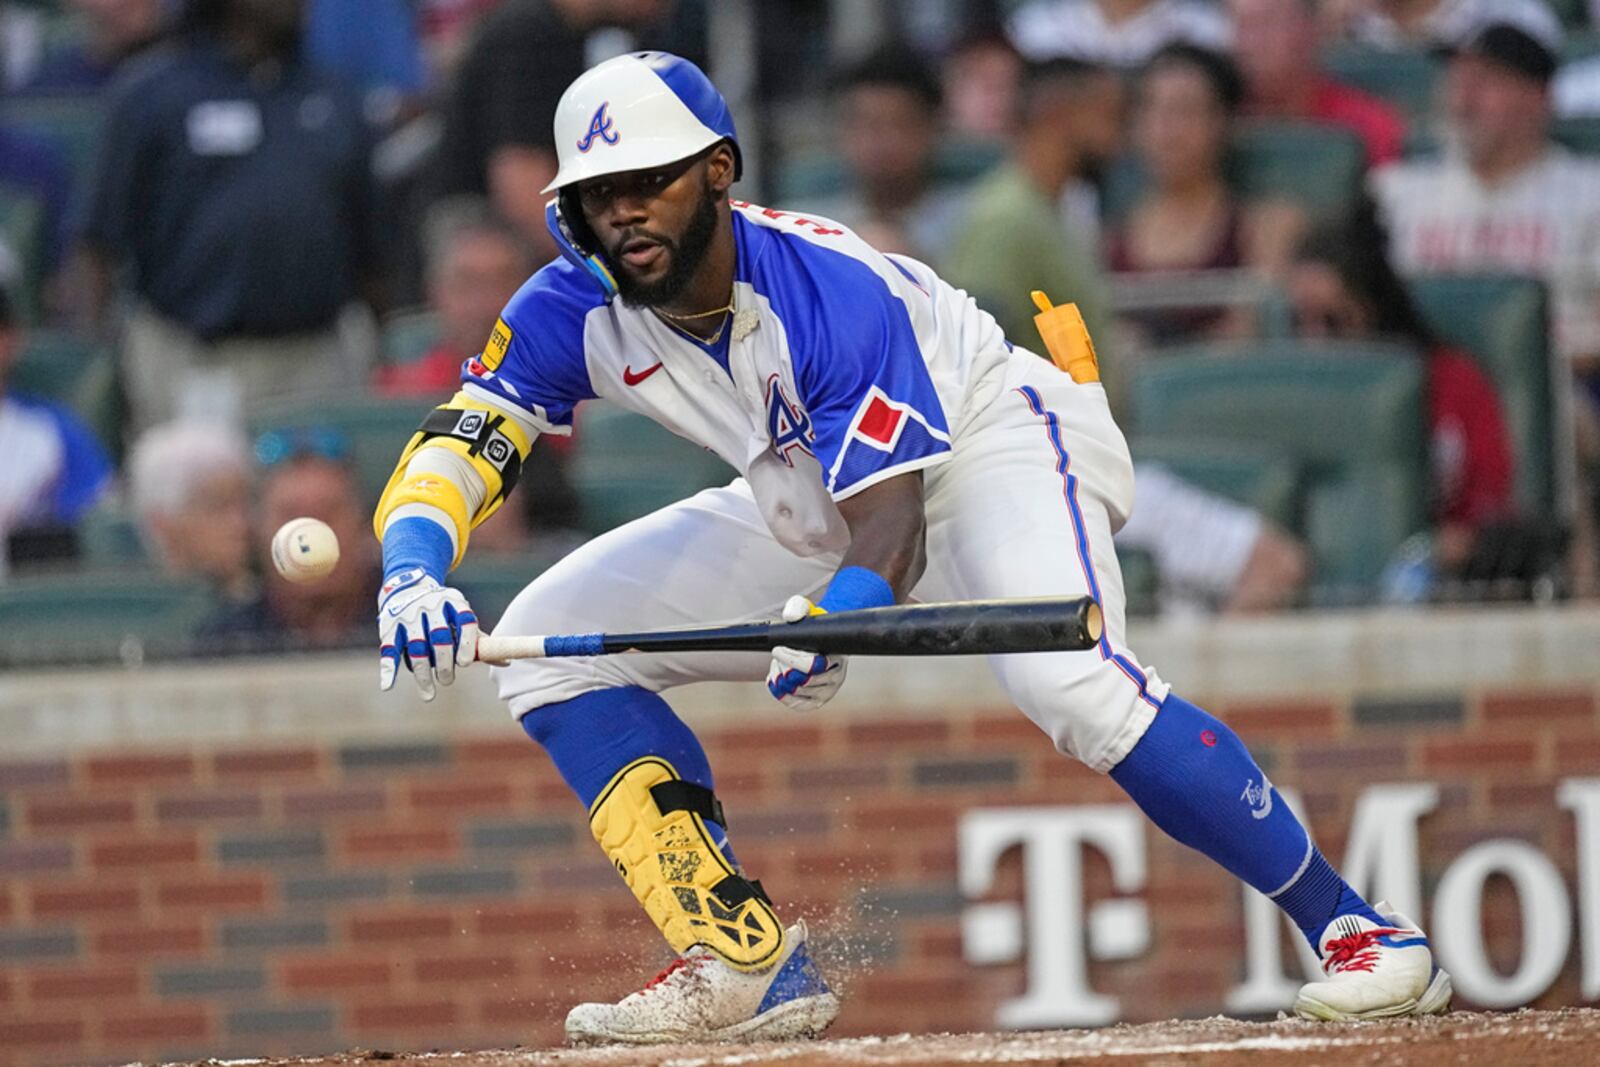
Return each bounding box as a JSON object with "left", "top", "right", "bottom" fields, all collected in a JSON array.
[{"left": 542, "top": 51, "right": 742, "bottom": 195}]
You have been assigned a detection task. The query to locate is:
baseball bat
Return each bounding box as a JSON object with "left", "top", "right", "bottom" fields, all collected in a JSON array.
[{"left": 475, "top": 596, "right": 1103, "bottom": 664}]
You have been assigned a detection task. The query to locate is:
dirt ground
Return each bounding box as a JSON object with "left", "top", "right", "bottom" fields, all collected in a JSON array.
[{"left": 167, "top": 1008, "right": 1600, "bottom": 1067}]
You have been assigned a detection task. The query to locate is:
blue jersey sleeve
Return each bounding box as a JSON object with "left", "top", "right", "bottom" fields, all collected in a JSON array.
[
  {"left": 459, "top": 258, "right": 601, "bottom": 434},
  {"left": 779, "top": 249, "right": 952, "bottom": 499}
]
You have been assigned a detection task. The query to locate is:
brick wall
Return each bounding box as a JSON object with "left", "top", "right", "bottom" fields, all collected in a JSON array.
[{"left": 2, "top": 677, "right": 1597, "bottom": 1066}]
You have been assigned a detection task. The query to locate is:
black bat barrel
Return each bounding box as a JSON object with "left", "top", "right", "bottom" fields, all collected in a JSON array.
[{"left": 598, "top": 597, "right": 1103, "bottom": 657}]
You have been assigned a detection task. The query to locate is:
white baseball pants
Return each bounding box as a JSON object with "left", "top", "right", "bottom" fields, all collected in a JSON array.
[{"left": 491, "top": 355, "right": 1167, "bottom": 773}]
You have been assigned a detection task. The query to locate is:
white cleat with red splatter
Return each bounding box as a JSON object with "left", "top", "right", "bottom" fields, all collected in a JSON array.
[
  {"left": 565, "top": 920, "right": 839, "bottom": 1046},
  {"left": 1294, "top": 903, "right": 1453, "bottom": 1021}
]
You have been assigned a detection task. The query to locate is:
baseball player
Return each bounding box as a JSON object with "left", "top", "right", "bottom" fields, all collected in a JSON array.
[{"left": 374, "top": 53, "right": 1450, "bottom": 1044}]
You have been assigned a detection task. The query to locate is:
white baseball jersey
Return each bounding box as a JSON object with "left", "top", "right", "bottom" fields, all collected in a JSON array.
[
  {"left": 1371, "top": 147, "right": 1600, "bottom": 364},
  {"left": 464, "top": 200, "right": 1016, "bottom": 558},
  {"left": 470, "top": 199, "right": 1170, "bottom": 771}
]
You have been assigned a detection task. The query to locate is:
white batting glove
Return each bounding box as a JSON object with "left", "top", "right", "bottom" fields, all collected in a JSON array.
[
  {"left": 377, "top": 567, "right": 480, "bottom": 702},
  {"left": 766, "top": 594, "right": 848, "bottom": 712}
]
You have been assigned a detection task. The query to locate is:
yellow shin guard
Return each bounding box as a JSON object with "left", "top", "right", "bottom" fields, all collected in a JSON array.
[{"left": 589, "top": 757, "right": 785, "bottom": 971}]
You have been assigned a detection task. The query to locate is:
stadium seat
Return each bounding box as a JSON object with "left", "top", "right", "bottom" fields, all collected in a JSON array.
[
  {"left": 1407, "top": 275, "right": 1554, "bottom": 518},
  {"left": 379, "top": 307, "right": 442, "bottom": 367},
  {"left": 77, "top": 504, "right": 149, "bottom": 567},
  {"left": 1130, "top": 438, "right": 1301, "bottom": 529},
  {"left": 7, "top": 329, "right": 120, "bottom": 454},
  {"left": 1132, "top": 343, "right": 1428, "bottom": 600},
  {"left": 0, "top": 570, "right": 215, "bottom": 666},
  {"left": 0, "top": 181, "right": 46, "bottom": 321},
  {"left": 1321, "top": 47, "right": 1442, "bottom": 123},
  {"left": 1102, "top": 123, "right": 1366, "bottom": 223},
  {"left": 1552, "top": 117, "right": 1600, "bottom": 156},
  {"left": 569, "top": 401, "right": 734, "bottom": 534},
  {"left": 248, "top": 396, "right": 434, "bottom": 507},
  {"left": 1229, "top": 122, "right": 1367, "bottom": 219},
  {"left": 0, "top": 94, "right": 105, "bottom": 203}
]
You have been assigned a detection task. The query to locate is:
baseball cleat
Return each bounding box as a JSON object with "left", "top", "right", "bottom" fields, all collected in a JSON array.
[
  {"left": 1294, "top": 902, "right": 1452, "bottom": 1021},
  {"left": 564, "top": 920, "right": 839, "bottom": 1045}
]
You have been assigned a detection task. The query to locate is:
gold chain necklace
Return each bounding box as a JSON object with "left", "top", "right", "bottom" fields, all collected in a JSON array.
[{"left": 654, "top": 296, "right": 735, "bottom": 345}]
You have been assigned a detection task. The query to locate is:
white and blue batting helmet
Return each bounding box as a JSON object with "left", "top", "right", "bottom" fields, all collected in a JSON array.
[{"left": 542, "top": 51, "right": 741, "bottom": 194}]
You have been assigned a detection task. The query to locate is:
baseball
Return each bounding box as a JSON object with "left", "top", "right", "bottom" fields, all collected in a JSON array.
[{"left": 270, "top": 517, "right": 341, "bottom": 583}]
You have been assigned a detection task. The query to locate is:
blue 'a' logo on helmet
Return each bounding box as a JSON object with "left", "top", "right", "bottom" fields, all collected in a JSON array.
[{"left": 577, "top": 102, "right": 620, "bottom": 153}]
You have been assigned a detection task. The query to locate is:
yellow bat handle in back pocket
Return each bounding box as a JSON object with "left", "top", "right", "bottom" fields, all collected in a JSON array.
[{"left": 1031, "top": 291, "right": 1101, "bottom": 385}]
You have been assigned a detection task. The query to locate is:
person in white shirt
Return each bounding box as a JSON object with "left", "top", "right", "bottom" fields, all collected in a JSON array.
[{"left": 1371, "top": 13, "right": 1600, "bottom": 592}]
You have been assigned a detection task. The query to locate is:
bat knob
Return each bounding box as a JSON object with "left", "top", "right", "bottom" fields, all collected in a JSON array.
[{"left": 1083, "top": 602, "right": 1104, "bottom": 646}]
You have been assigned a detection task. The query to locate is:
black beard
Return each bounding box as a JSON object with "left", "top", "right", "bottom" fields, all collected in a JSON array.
[{"left": 611, "top": 183, "right": 722, "bottom": 309}]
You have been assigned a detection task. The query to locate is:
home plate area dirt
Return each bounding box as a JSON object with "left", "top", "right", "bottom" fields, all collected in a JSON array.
[{"left": 164, "top": 1008, "right": 1600, "bottom": 1067}]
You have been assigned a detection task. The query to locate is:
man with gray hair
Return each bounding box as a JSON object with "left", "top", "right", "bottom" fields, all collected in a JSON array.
[{"left": 127, "top": 420, "right": 256, "bottom": 603}]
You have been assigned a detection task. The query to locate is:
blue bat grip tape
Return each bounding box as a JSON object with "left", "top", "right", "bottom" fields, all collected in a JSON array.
[{"left": 546, "top": 633, "right": 605, "bottom": 657}]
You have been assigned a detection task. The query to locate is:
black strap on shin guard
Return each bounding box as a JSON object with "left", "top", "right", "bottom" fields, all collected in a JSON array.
[{"left": 650, "top": 779, "right": 728, "bottom": 829}]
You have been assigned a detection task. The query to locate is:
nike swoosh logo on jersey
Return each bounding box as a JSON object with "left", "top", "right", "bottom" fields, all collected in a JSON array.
[{"left": 623, "top": 362, "right": 664, "bottom": 386}]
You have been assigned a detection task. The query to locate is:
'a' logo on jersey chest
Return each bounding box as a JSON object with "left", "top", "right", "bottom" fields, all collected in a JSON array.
[{"left": 765, "top": 374, "right": 814, "bottom": 466}]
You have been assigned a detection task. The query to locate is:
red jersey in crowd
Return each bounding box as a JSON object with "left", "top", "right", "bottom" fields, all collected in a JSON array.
[
  {"left": 1427, "top": 345, "right": 1514, "bottom": 527},
  {"left": 1310, "top": 78, "right": 1406, "bottom": 168}
]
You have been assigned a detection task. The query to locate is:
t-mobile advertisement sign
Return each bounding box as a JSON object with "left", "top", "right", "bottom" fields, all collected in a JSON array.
[{"left": 959, "top": 779, "right": 1600, "bottom": 1027}]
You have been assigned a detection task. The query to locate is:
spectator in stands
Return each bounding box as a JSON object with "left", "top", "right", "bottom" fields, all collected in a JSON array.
[
  {"left": 942, "top": 27, "right": 1026, "bottom": 144},
  {"left": 1116, "top": 464, "right": 1310, "bottom": 614},
  {"left": 438, "top": 0, "right": 682, "bottom": 263},
  {"left": 17, "top": 0, "right": 167, "bottom": 94},
  {"left": 305, "top": 0, "right": 426, "bottom": 127},
  {"left": 1290, "top": 204, "right": 1534, "bottom": 591},
  {"left": 1006, "top": 0, "right": 1230, "bottom": 69},
  {"left": 0, "top": 286, "right": 111, "bottom": 578},
  {"left": 127, "top": 420, "right": 257, "bottom": 604},
  {"left": 1108, "top": 45, "right": 1306, "bottom": 344},
  {"left": 1371, "top": 11, "right": 1600, "bottom": 591},
  {"left": 80, "top": 0, "right": 381, "bottom": 434},
  {"left": 201, "top": 430, "right": 380, "bottom": 651},
  {"left": 374, "top": 198, "right": 534, "bottom": 397},
  {"left": 803, "top": 43, "right": 970, "bottom": 260},
  {"left": 1372, "top": 11, "right": 1600, "bottom": 373},
  {"left": 1229, "top": 0, "right": 1407, "bottom": 167},
  {"left": 943, "top": 58, "right": 1123, "bottom": 355}
]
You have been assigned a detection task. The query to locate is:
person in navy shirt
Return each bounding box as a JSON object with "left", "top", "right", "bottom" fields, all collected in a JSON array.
[{"left": 80, "top": 0, "right": 381, "bottom": 431}]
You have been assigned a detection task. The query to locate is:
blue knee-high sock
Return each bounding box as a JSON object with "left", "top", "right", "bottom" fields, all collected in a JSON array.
[
  {"left": 521, "top": 686, "right": 736, "bottom": 863},
  {"left": 1110, "top": 694, "right": 1382, "bottom": 947}
]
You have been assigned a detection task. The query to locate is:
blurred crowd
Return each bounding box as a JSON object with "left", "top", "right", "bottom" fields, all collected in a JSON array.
[{"left": 2, "top": 0, "right": 1598, "bottom": 658}]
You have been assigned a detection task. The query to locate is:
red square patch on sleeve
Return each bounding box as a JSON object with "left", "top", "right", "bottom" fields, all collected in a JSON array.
[{"left": 855, "top": 395, "right": 903, "bottom": 445}]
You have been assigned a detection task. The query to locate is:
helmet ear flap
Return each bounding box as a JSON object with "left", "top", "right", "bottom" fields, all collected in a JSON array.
[
  {"left": 552, "top": 192, "right": 620, "bottom": 300},
  {"left": 556, "top": 188, "right": 601, "bottom": 257}
]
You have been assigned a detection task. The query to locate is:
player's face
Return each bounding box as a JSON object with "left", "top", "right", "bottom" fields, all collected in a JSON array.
[{"left": 579, "top": 147, "right": 730, "bottom": 308}]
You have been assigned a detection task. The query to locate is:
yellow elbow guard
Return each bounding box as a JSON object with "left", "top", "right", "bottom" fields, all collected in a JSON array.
[{"left": 373, "top": 392, "right": 535, "bottom": 560}]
